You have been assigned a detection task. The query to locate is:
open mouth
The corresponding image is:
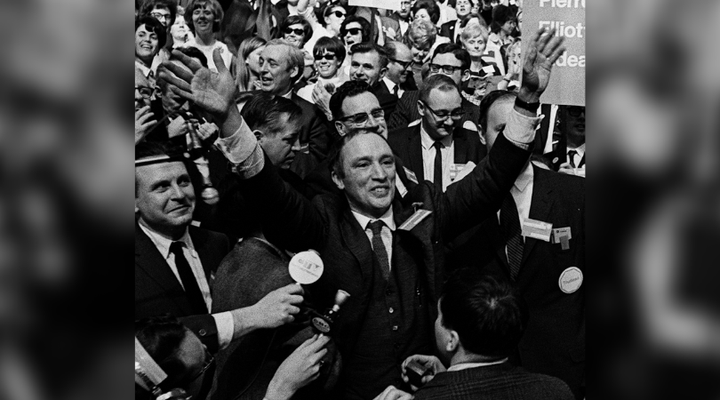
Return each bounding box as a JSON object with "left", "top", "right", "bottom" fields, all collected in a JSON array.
[{"left": 370, "top": 186, "right": 389, "bottom": 196}]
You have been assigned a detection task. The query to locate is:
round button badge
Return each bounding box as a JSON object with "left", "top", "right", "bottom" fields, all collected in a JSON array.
[
  {"left": 289, "top": 250, "right": 324, "bottom": 285},
  {"left": 558, "top": 267, "right": 583, "bottom": 294}
]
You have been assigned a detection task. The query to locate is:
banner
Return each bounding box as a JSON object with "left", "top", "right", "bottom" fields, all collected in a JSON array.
[
  {"left": 348, "top": 0, "right": 401, "bottom": 11},
  {"left": 522, "top": 0, "right": 585, "bottom": 106}
]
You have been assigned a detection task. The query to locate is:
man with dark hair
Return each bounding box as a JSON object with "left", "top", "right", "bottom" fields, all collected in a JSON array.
[
  {"left": 349, "top": 42, "right": 398, "bottom": 119},
  {"left": 449, "top": 90, "right": 586, "bottom": 399},
  {"left": 160, "top": 27, "right": 565, "bottom": 399},
  {"left": 388, "top": 74, "right": 485, "bottom": 192},
  {"left": 388, "top": 43, "right": 481, "bottom": 132},
  {"left": 374, "top": 269, "right": 574, "bottom": 400}
]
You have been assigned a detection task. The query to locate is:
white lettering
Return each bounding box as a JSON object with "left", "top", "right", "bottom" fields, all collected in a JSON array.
[
  {"left": 539, "top": 0, "right": 585, "bottom": 7},
  {"left": 538, "top": 21, "right": 585, "bottom": 38}
]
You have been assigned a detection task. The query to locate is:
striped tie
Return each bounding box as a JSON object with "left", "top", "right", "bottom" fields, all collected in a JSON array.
[{"left": 499, "top": 195, "right": 524, "bottom": 281}]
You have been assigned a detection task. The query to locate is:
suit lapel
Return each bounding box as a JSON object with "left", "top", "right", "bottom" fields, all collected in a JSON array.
[
  {"left": 135, "top": 224, "right": 186, "bottom": 302},
  {"left": 339, "top": 209, "right": 375, "bottom": 281},
  {"left": 453, "top": 129, "right": 468, "bottom": 164},
  {"left": 521, "top": 166, "right": 554, "bottom": 266},
  {"left": 408, "top": 125, "right": 425, "bottom": 182}
]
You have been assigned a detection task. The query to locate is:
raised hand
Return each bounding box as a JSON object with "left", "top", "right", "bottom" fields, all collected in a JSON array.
[
  {"left": 135, "top": 106, "right": 156, "bottom": 145},
  {"left": 158, "top": 48, "right": 237, "bottom": 120},
  {"left": 520, "top": 27, "right": 566, "bottom": 103},
  {"left": 265, "top": 334, "right": 330, "bottom": 400},
  {"left": 400, "top": 354, "right": 445, "bottom": 390}
]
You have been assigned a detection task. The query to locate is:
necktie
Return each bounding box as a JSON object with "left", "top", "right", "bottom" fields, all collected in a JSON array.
[
  {"left": 368, "top": 220, "right": 391, "bottom": 279},
  {"left": 433, "top": 141, "right": 444, "bottom": 192},
  {"left": 169, "top": 241, "right": 208, "bottom": 313},
  {"left": 393, "top": 84, "right": 399, "bottom": 97},
  {"left": 499, "top": 195, "right": 524, "bottom": 281},
  {"left": 568, "top": 150, "right": 578, "bottom": 168}
]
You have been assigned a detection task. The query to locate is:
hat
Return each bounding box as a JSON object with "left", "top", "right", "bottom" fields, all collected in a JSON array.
[{"left": 492, "top": 4, "right": 517, "bottom": 25}]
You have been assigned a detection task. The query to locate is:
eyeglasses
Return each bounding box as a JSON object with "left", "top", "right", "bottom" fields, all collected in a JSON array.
[
  {"left": 344, "top": 28, "right": 362, "bottom": 36},
  {"left": 567, "top": 106, "right": 585, "bottom": 117},
  {"left": 284, "top": 27, "right": 305, "bottom": 36},
  {"left": 327, "top": 10, "right": 346, "bottom": 18},
  {"left": 135, "top": 86, "right": 156, "bottom": 99},
  {"left": 188, "top": 352, "right": 215, "bottom": 384},
  {"left": 151, "top": 12, "right": 171, "bottom": 21},
  {"left": 337, "top": 108, "right": 385, "bottom": 125},
  {"left": 314, "top": 53, "right": 337, "bottom": 61},
  {"left": 391, "top": 58, "right": 414, "bottom": 70},
  {"left": 429, "top": 63, "right": 462, "bottom": 74},
  {"left": 422, "top": 101, "right": 465, "bottom": 121}
]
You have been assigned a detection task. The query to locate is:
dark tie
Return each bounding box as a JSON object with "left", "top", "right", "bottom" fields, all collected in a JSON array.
[
  {"left": 169, "top": 241, "right": 207, "bottom": 313},
  {"left": 499, "top": 195, "right": 524, "bottom": 281},
  {"left": 568, "top": 150, "right": 578, "bottom": 168},
  {"left": 368, "top": 220, "right": 391, "bottom": 279},
  {"left": 433, "top": 141, "right": 444, "bottom": 192},
  {"left": 393, "top": 84, "right": 399, "bottom": 97}
]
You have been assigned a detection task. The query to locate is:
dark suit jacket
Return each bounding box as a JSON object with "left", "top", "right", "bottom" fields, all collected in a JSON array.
[
  {"left": 414, "top": 363, "right": 574, "bottom": 400},
  {"left": 237, "top": 133, "right": 529, "bottom": 395},
  {"left": 290, "top": 93, "right": 333, "bottom": 179},
  {"left": 388, "top": 90, "right": 481, "bottom": 131},
  {"left": 135, "top": 224, "right": 230, "bottom": 352},
  {"left": 439, "top": 20, "right": 459, "bottom": 43},
  {"left": 372, "top": 81, "right": 399, "bottom": 121},
  {"left": 387, "top": 124, "right": 487, "bottom": 184},
  {"left": 448, "top": 165, "right": 585, "bottom": 399}
]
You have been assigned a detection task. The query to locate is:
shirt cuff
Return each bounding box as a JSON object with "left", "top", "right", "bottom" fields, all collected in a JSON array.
[
  {"left": 213, "top": 119, "right": 265, "bottom": 179},
  {"left": 212, "top": 311, "right": 235, "bottom": 350},
  {"left": 503, "top": 108, "right": 544, "bottom": 150}
]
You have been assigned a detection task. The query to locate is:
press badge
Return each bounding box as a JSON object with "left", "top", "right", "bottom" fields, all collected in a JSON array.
[
  {"left": 403, "top": 167, "right": 419, "bottom": 184},
  {"left": 398, "top": 209, "right": 432, "bottom": 231},
  {"left": 552, "top": 227, "right": 572, "bottom": 250},
  {"left": 558, "top": 267, "right": 583, "bottom": 294},
  {"left": 449, "top": 163, "right": 466, "bottom": 181},
  {"left": 521, "top": 218, "right": 553, "bottom": 242}
]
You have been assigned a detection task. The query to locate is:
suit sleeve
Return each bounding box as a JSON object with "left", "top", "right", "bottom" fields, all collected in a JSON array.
[{"left": 179, "top": 314, "right": 220, "bottom": 353}]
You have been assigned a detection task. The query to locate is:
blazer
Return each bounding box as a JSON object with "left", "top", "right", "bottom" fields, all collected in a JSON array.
[
  {"left": 387, "top": 90, "right": 481, "bottom": 132},
  {"left": 387, "top": 124, "right": 487, "bottom": 184},
  {"left": 448, "top": 165, "right": 585, "bottom": 399},
  {"left": 439, "top": 20, "right": 460, "bottom": 43},
  {"left": 413, "top": 363, "right": 574, "bottom": 400},
  {"left": 236, "top": 133, "right": 529, "bottom": 392},
  {"left": 290, "top": 93, "right": 333, "bottom": 179},
  {"left": 372, "top": 81, "right": 399, "bottom": 121},
  {"left": 135, "top": 223, "right": 230, "bottom": 352}
]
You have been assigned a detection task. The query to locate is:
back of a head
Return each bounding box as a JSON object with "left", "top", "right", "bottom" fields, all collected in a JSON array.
[
  {"left": 350, "top": 42, "right": 389, "bottom": 69},
  {"left": 432, "top": 42, "right": 471, "bottom": 71},
  {"left": 478, "top": 89, "right": 515, "bottom": 132},
  {"left": 135, "top": 316, "right": 192, "bottom": 393},
  {"left": 329, "top": 80, "right": 374, "bottom": 121},
  {"left": 419, "top": 73, "right": 459, "bottom": 104},
  {"left": 241, "top": 92, "right": 302, "bottom": 133},
  {"left": 440, "top": 268, "right": 527, "bottom": 358}
]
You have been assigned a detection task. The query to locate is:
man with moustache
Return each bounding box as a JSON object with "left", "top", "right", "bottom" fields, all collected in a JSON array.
[{"left": 159, "top": 27, "right": 565, "bottom": 399}]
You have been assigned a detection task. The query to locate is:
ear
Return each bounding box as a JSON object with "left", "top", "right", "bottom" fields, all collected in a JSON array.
[
  {"left": 417, "top": 99, "right": 426, "bottom": 117},
  {"left": 290, "top": 65, "right": 300, "bottom": 81},
  {"left": 331, "top": 170, "right": 345, "bottom": 190},
  {"left": 334, "top": 121, "right": 347, "bottom": 136},
  {"left": 478, "top": 129, "right": 487, "bottom": 145},
  {"left": 379, "top": 66, "right": 388, "bottom": 80},
  {"left": 461, "top": 69, "right": 471, "bottom": 82},
  {"left": 253, "top": 129, "right": 265, "bottom": 142},
  {"left": 446, "top": 330, "right": 460, "bottom": 352}
]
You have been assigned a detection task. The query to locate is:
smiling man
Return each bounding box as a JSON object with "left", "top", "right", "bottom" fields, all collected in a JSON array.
[{"left": 349, "top": 42, "right": 398, "bottom": 120}]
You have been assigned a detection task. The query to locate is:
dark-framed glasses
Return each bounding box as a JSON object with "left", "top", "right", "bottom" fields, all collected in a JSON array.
[
  {"left": 344, "top": 28, "right": 362, "bottom": 36},
  {"left": 151, "top": 12, "right": 171, "bottom": 22},
  {"left": 327, "top": 10, "right": 346, "bottom": 18},
  {"left": 284, "top": 27, "right": 305, "bottom": 36},
  {"left": 135, "top": 86, "right": 156, "bottom": 99},
  {"left": 566, "top": 106, "right": 585, "bottom": 117},
  {"left": 391, "top": 58, "right": 414, "bottom": 70},
  {"left": 337, "top": 108, "right": 385, "bottom": 125},
  {"left": 422, "top": 101, "right": 465, "bottom": 121},
  {"left": 314, "top": 53, "right": 337, "bottom": 61},
  {"left": 429, "top": 63, "right": 462, "bottom": 74}
]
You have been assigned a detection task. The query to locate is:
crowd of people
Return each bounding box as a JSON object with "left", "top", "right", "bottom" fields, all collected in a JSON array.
[{"left": 135, "top": 0, "right": 585, "bottom": 399}]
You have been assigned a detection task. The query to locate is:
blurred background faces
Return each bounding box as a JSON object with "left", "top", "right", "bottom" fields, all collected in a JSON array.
[{"left": 0, "top": 0, "right": 717, "bottom": 399}]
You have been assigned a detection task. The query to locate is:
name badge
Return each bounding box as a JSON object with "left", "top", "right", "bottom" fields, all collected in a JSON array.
[
  {"left": 521, "top": 218, "right": 553, "bottom": 242},
  {"left": 403, "top": 167, "right": 419, "bottom": 184},
  {"left": 395, "top": 176, "right": 408, "bottom": 198},
  {"left": 449, "top": 163, "right": 466, "bottom": 181},
  {"left": 552, "top": 227, "right": 572, "bottom": 250},
  {"left": 398, "top": 209, "right": 432, "bottom": 231},
  {"left": 558, "top": 267, "right": 583, "bottom": 294}
]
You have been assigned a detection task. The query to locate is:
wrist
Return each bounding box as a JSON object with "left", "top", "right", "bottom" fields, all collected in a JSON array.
[
  {"left": 517, "top": 87, "right": 541, "bottom": 105},
  {"left": 265, "top": 378, "right": 293, "bottom": 400},
  {"left": 513, "top": 97, "right": 540, "bottom": 117},
  {"left": 218, "top": 105, "right": 243, "bottom": 139}
]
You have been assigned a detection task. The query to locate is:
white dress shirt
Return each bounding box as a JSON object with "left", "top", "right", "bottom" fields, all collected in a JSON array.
[
  {"left": 352, "top": 208, "right": 396, "bottom": 271},
  {"left": 382, "top": 76, "right": 404, "bottom": 99},
  {"left": 567, "top": 143, "right": 585, "bottom": 169},
  {"left": 497, "top": 163, "right": 534, "bottom": 262},
  {"left": 138, "top": 223, "right": 234, "bottom": 349},
  {"left": 420, "top": 124, "right": 455, "bottom": 192},
  {"left": 446, "top": 358, "right": 509, "bottom": 372}
]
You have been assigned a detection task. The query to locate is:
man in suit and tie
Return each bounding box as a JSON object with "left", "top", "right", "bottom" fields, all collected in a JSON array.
[
  {"left": 388, "top": 74, "right": 486, "bottom": 192},
  {"left": 448, "top": 90, "right": 585, "bottom": 399},
  {"left": 349, "top": 42, "right": 399, "bottom": 120},
  {"left": 381, "top": 0, "right": 412, "bottom": 39},
  {"left": 135, "top": 142, "right": 305, "bottom": 353},
  {"left": 159, "top": 27, "right": 566, "bottom": 399},
  {"left": 381, "top": 41, "right": 418, "bottom": 100},
  {"left": 388, "top": 43, "right": 481, "bottom": 132}
]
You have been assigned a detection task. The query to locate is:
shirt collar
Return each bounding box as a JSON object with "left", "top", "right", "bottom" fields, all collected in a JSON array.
[
  {"left": 280, "top": 90, "right": 293, "bottom": 99},
  {"left": 514, "top": 162, "right": 534, "bottom": 193},
  {"left": 447, "top": 358, "right": 508, "bottom": 372},
  {"left": 138, "top": 222, "right": 194, "bottom": 258},
  {"left": 135, "top": 61, "right": 152, "bottom": 78},
  {"left": 352, "top": 207, "right": 396, "bottom": 232},
  {"left": 568, "top": 142, "right": 585, "bottom": 156},
  {"left": 420, "top": 123, "right": 453, "bottom": 149},
  {"left": 382, "top": 76, "right": 397, "bottom": 92}
]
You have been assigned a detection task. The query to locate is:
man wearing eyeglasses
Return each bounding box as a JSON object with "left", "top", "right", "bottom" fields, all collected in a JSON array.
[
  {"left": 388, "top": 74, "right": 485, "bottom": 193},
  {"left": 388, "top": 43, "right": 481, "bottom": 132},
  {"left": 382, "top": 41, "right": 418, "bottom": 100},
  {"left": 159, "top": 27, "right": 566, "bottom": 399}
]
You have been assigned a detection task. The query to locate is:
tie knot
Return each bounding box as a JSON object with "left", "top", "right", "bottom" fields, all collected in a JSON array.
[
  {"left": 170, "top": 241, "right": 184, "bottom": 254},
  {"left": 568, "top": 149, "right": 577, "bottom": 157},
  {"left": 368, "top": 220, "right": 384, "bottom": 235},
  {"left": 433, "top": 141, "right": 444, "bottom": 150}
]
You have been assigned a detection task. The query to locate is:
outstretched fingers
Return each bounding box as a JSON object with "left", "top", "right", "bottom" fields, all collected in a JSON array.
[
  {"left": 545, "top": 36, "right": 567, "bottom": 65},
  {"left": 212, "top": 48, "right": 229, "bottom": 76},
  {"left": 170, "top": 49, "right": 203, "bottom": 74},
  {"left": 535, "top": 27, "right": 556, "bottom": 55}
]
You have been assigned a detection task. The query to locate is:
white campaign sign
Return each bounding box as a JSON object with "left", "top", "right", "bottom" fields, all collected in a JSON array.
[{"left": 289, "top": 250, "right": 324, "bottom": 284}]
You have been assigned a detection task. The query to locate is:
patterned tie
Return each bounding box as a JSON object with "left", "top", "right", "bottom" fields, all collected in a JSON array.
[
  {"left": 170, "top": 241, "right": 207, "bottom": 313},
  {"left": 433, "top": 141, "right": 444, "bottom": 192},
  {"left": 368, "top": 220, "right": 391, "bottom": 279},
  {"left": 393, "top": 84, "right": 399, "bottom": 97},
  {"left": 499, "top": 195, "right": 524, "bottom": 281},
  {"left": 568, "top": 150, "right": 578, "bottom": 168}
]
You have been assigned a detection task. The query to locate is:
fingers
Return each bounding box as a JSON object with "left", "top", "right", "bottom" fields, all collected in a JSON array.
[
  {"left": 169, "top": 85, "right": 195, "bottom": 103},
  {"left": 535, "top": 27, "right": 556, "bottom": 54},
  {"left": 212, "top": 48, "right": 229, "bottom": 76},
  {"left": 170, "top": 49, "right": 203, "bottom": 74},
  {"left": 159, "top": 62, "right": 194, "bottom": 89},
  {"left": 281, "top": 283, "right": 305, "bottom": 295},
  {"left": 545, "top": 37, "right": 566, "bottom": 65}
]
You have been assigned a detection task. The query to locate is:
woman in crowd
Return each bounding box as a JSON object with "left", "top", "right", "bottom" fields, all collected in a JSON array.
[
  {"left": 459, "top": 21, "right": 501, "bottom": 103},
  {"left": 411, "top": 0, "right": 441, "bottom": 26},
  {"left": 404, "top": 18, "right": 449, "bottom": 88},
  {"left": 170, "top": 5, "right": 194, "bottom": 48},
  {"left": 184, "top": 0, "right": 234, "bottom": 73},
  {"left": 135, "top": 16, "right": 166, "bottom": 78},
  {"left": 322, "top": 2, "right": 347, "bottom": 38},
  {"left": 497, "top": 37, "right": 521, "bottom": 91},
  {"left": 281, "top": 15, "right": 314, "bottom": 50},
  {"left": 235, "top": 36, "right": 266, "bottom": 93},
  {"left": 296, "top": 36, "right": 348, "bottom": 105}
]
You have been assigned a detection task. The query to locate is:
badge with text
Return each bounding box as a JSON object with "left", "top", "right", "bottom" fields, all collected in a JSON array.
[
  {"left": 403, "top": 166, "right": 419, "bottom": 184},
  {"left": 395, "top": 176, "right": 408, "bottom": 198},
  {"left": 398, "top": 209, "right": 432, "bottom": 231},
  {"left": 552, "top": 227, "right": 572, "bottom": 250},
  {"left": 449, "top": 163, "right": 465, "bottom": 181},
  {"left": 288, "top": 250, "right": 324, "bottom": 284},
  {"left": 558, "top": 267, "right": 583, "bottom": 294},
  {"left": 521, "top": 218, "right": 553, "bottom": 242}
]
